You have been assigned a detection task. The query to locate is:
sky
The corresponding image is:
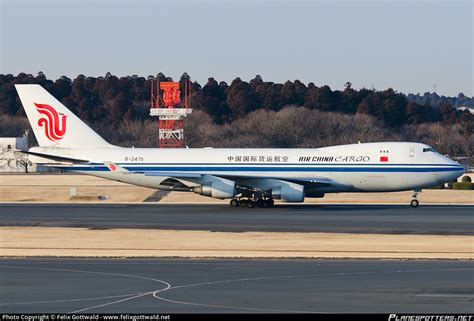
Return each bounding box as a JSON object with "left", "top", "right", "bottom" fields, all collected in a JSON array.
[{"left": 0, "top": 0, "right": 472, "bottom": 97}]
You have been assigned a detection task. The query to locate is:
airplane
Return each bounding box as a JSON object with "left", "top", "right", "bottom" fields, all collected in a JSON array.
[{"left": 14, "top": 84, "right": 464, "bottom": 208}]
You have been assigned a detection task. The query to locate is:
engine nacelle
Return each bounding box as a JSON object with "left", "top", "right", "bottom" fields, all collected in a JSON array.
[
  {"left": 194, "top": 176, "right": 236, "bottom": 199},
  {"left": 271, "top": 182, "right": 304, "bottom": 202},
  {"left": 304, "top": 189, "right": 325, "bottom": 198}
]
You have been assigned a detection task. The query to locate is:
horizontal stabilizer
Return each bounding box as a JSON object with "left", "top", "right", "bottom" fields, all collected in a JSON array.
[{"left": 16, "top": 150, "right": 89, "bottom": 164}]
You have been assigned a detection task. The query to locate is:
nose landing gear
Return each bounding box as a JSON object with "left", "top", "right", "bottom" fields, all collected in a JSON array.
[{"left": 410, "top": 190, "right": 421, "bottom": 208}]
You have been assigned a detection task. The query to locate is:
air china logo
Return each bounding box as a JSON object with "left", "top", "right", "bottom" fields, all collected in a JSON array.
[{"left": 34, "top": 103, "right": 67, "bottom": 141}]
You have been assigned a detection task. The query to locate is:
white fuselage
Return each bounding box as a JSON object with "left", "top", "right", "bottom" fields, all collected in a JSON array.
[
  {"left": 16, "top": 84, "right": 464, "bottom": 203},
  {"left": 30, "top": 142, "right": 464, "bottom": 198}
]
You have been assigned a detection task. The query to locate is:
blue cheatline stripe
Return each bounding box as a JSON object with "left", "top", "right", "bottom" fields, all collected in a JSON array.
[
  {"left": 57, "top": 165, "right": 464, "bottom": 173},
  {"left": 87, "top": 162, "right": 461, "bottom": 167}
]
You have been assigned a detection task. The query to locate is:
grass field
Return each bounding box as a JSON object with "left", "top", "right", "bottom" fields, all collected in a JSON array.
[{"left": 1, "top": 174, "right": 472, "bottom": 204}]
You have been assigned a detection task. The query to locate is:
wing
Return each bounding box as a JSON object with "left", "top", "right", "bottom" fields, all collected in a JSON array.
[
  {"left": 143, "top": 171, "right": 332, "bottom": 188},
  {"left": 103, "top": 162, "right": 334, "bottom": 199},
  {"left": 145, "top": 171, "right": 333, "bottom": 190},
  {"left": 221, "top": 175, "right": 333, "bottom": 188}
]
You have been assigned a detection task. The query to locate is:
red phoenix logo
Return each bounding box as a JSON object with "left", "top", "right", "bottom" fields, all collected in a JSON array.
[{"left": 34, "top": 103, "right": 67, "bottom": 141}]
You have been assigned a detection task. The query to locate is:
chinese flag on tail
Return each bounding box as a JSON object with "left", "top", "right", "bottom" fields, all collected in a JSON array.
[{"left": 380, "top": 156, "right": 389, "bottom": 162}]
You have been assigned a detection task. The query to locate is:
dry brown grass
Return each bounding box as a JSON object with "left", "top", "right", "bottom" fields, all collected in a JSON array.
[
  {"left": 0, "top": 174, "right": 472, "bottom": 204},
  {"left": 0, "top": 227, "right": 472, "bottom": 259}
]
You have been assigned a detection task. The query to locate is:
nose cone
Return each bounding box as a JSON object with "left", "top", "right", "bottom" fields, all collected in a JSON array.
[
  {"left": 451, "top": 167, "right": 465, "bottom": 181},
  {"left": 455, "top": 166, "right": 465, "bottom": 178},
  {"left": 443, "top": 157, "right": 465, "bottom": 182}
]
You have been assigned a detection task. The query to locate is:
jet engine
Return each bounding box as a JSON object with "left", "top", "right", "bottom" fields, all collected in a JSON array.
[
  {"left": 194, "top": 176, "right": 236, "bottom": 199},
  {"left": 270, "top": 182, "right": 304, "bottom": 202}
]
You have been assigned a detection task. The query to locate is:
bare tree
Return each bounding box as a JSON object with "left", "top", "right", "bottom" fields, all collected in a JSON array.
[
  {"left": 0, "top": 148, "right": 10, "bottom": 160},
  {"left": 13, "top": 151, "right": 32, "bottom": 173}
]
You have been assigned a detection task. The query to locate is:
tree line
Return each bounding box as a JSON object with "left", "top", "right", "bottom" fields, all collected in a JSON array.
[
  {"left": 0, "top": 72, "right": 472, "bottom": 129},
  {"left": 1, "top": 106, "right": 470, "bottom": 159},
  {"left": 0, "top": 72, "right": 472, "bottom": 161},
  {"left": 407, "top": 92, "right": 473, "bottom": 109}
]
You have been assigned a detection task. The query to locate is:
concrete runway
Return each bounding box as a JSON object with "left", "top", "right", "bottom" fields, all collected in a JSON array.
[
  {"left": 0, "top": 258, "right": 472, "bottom": 313},
  {"left": 0, "top": 203, "right": 473, "bottom": 235}
]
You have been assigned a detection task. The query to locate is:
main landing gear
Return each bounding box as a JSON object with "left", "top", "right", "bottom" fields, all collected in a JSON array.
[
  {"left": 230, "top": 198, "right": 274, "bottom": 208},
  {"left": 230, "top": 187, "right": 275, "bottom": 208},
  {"left": 410, "top": 190, "right": 421, "bottom": 208}
]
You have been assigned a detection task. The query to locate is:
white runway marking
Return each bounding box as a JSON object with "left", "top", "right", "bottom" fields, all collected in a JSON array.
[
  {"left": 0, "top": 265, "right": 171, "bottom": 313},
  {"left": 1, "top": 262, "right": 472, "bottom": 313},
  {"left": 151, "top": 271, "right": 377, "bottom": 313},
  {"left": 152, "top": 267, "right": 474, "bottom": 313},
  {"left": 70, "top": 291, "right": 159, "bottom": 314},
  {"left": 153, "top": 294, "right": 320, "bottom": 313},
  {"left": 0, "top": 264, "right": 172, "bottom": 285},
  {"left": 169, "top": 271, "right": 372, "bottom": 290},
  {"left": 0, "top": 293, "right": 143, "bottom": 306}
]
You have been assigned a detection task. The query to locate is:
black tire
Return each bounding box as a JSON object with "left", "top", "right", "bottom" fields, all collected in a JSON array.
[
  {"left": 410, "top": 199, "right": 419, "bottom": 208},
  {"left": 246, "top": 201, "right": 255, "bottom": 208},
  {"left": 230, "top": 199, "right": 238, "bottom": 207},
  {"left": 265, "top": 199, "right": 274, "bottom": 207},
  {"left": 256, "top": 199, "right": 266, "bottom": 208},
  {"left": 238, "top": 200, "right": 247, "bottom": 207}
]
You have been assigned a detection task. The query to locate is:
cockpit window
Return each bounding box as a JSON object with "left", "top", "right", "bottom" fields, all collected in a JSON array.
[{"left": 423, "top": 147, "right": 437, "bottom": 153}]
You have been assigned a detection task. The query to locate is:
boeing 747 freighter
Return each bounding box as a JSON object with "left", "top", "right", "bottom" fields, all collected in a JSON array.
[{"left": 14, "top": 85, "right": 464, "bottom": 207}]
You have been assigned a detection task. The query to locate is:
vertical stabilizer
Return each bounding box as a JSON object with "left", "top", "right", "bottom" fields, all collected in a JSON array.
[{"left": 15, "top": 84, "right": 112, "bottom": 148}]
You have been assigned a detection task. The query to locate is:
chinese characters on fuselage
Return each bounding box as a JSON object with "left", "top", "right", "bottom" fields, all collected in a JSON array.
[{"left": 227, "top": 155, "right": 289, "bottom": 162}]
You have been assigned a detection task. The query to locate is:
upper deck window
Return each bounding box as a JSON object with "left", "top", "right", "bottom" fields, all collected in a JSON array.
[{"left": 423, "top": 147, "right": 436, "bottom": 153}]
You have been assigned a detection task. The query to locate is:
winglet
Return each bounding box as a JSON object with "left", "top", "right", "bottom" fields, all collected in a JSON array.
[{"left": 103, "top": 161, "right": 129, "bottom": 173}]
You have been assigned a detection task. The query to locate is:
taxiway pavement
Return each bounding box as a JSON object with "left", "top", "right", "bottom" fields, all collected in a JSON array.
[
  {"left": 0, "top": 203, "right": 472, "bottom": 235},
  {"left": 0, "top": 258, "right": 472, "bottom": 313}
]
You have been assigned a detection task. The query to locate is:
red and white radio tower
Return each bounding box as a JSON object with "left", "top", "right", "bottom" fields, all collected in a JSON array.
[{"left": 150, "top": 76, "right": 192, "bottom": 148}]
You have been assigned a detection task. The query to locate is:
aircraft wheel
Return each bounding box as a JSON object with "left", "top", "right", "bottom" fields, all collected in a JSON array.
[
  {"left": 410, "top": 199, "right": 419, "bottom": 208},
  {"left": 230, "top": 199, "right": 238, "bottom": 207},
  {"left": 266, "top": 199, "right": 274, "bottom": 207}
]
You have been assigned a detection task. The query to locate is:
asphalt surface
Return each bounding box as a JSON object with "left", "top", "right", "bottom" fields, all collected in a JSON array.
[
  {"left": 0, "top": 203, "right": 473, "bottom": 235},
  {"left": 1, "top": 205, "right": 472, "bottom": 313},
  {"left": 0, "top": 258, "right": 472, "bottom": 313}
]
